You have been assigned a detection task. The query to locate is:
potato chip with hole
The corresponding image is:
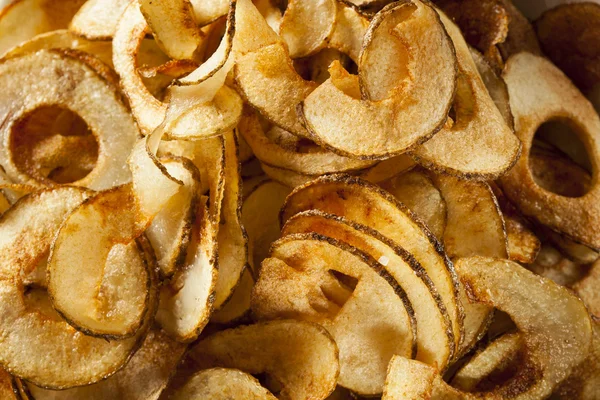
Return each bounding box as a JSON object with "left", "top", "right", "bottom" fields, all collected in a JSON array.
[
  {"left": 0, "top": 50, "right": 138, "bottom": 191},
  {"left": 0, "top": 187, "right": 154, "bottom": 389},
  {"left": 501, "top": 52, "right": 600, "bottom": 250}
]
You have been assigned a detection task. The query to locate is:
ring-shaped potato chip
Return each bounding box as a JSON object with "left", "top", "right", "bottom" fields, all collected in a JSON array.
[
  {"left": 501, "top": 52, "right": 600, "bottom": 250},
  {"left": 0, "top": 50, "right": 138, "bottom": 191}
]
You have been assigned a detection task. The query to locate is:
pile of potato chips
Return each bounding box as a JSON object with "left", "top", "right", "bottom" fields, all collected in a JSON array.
[{"left": 0, "top": 0, "right": 598, "bottom": 398}]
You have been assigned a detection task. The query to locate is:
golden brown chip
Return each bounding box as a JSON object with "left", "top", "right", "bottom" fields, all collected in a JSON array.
[
  {"left": 170, "top": 320, "right": 340, "bottom": 400},
  {"left": 535, "top": 3, "right": 600, "bottom": 92},
  {"left": 384, "top": 257, "right": 592, "bottom": 399},
  {"left": 501, "top": 52, "right": 600, "bottom": 251},
  {"left": 282, "top": 210, "right": 455, "bottom": 370},
  {"left": 573, "top": 260, "right": 600, "bottom": 318},
  {"left": 0, "top": 50, "right": 138, "bottom": 191},
  {"left": 410, "top": 11, "right": 521, "bottom": 180}
]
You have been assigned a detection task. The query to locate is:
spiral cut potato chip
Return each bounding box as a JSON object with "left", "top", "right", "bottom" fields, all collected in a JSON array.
[
  {"left": 383, "top": 257, "right": 592, "bottom": 400},
  {"left": 0, "top": 0, "right": 599, "bottom": 397}
]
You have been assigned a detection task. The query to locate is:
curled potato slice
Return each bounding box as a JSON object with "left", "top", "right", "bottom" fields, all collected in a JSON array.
[
  {"left": 212, "top": 131, "right": 248, "bottom": 310},
  {"left": 281, "top": 174, "right": 463, "bottom": 351},
  {"left": 383, "top": 257, "right": 592, "bottom": 400},
  {"left": 145, "top": 158, "right": 198, "bottom": 278},
  {"left": 501, "top": 52, "right": 600, "bottom": 250},
  {"left": 171, "top": 320, "right": 339, "bottom": 400},
  {"left": 139, "top": 0, "right": 204, "bottom": 61},
  {"left": 410, "top": 11, "right": 521, "bottom": 179},
  {"left": 48, "top": 185, "right": 156, "bottom": 339},
  {"left": 0, "top": 187, "right": 152, "bottom": 389},
  {"left": 300, "top": 0, "right": 457, "bottom": 159},
  {"left": 238, "top": 109, "right": 375, "bottom": 176},
  {"left": 0, "top": 50, "right": 138, "bottom": 191},
  {"left": 253, "top": 234, "right": 416, "bottom": 396},
  {"left": 282, "top": 210, "right": 455, "bottom": 369},
  {"left": 451, "top": 332, "right": 523, "bottom": 391},
  {"left": 171, "top": 368, "right": 276, "bottom": 400},
  {"left": 278, "top": 0, "right": 336, "bottom": 58}
]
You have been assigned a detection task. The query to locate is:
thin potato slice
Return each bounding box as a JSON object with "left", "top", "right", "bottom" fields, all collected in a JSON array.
[
  {"left": 173, "top": 320, "right": 339, "bottom": 400},
  {"left": 282, "top": 210, "right": 455, "bottom": 369},
  {"left": 0, "top": 188, "right": 152, "bottom": 389},
  {"left": 145, "top": 158, "right": 198, "bottom": 278},
  {"left": 469, "top": 47, "right": 514, "bottom": 129},
  {"left": 328, "top": 0, "right": 370, "bottom": 62},
  {"left": 27, "top": 328, "right": 186, "bottom": 400},
  {"left": 381, "top": 168, "right": 447, "bottom": 239},
  {"left": 411, "top": 11, "right": 521, "bottom": 179},
  {"left": 113, "top": 2, "right": 167, "bottom": 135},
  {"left": 0, "top": 368, "right": 18, "bottom": 400},
  {"left": 190, "top": 0, "right": 228, "bottom": 26},
  {"left": 501, "top": 52, "right": 600, "bottom": 250},
  {"left": 0, "top": 50, "right": 138, "bottom": 191},
  {"left": 496, "top": 0, "right": 541, "bottom": 61},
  {"left": 156, "top": 137, "right": 225, "bottom": 342},
  {"left": 527, "top": 243, "right": 585, "bottom": 287},
  {"left": 242, "top": 180, "right": 291, "bottom": 273},
  {"left": 238, "top": 110, "right": 375, "bottom": 176},
  {"left": 171, "top": 368, "right": 276, "bottom": 400},
  {"left": 213, "top": 131, "right": 248, "bottom": 310},
  {"left": 0, "top": 0, "right": 86, "bottom": 55},
  {"left": 48, "top": 185, "right": 156, "bottom": 339},
  {"left": 69, "top": 0, "right": 130, "bottom": 40},
  {"left": 253, "top": 234, "right": 416, "bottom": 395},
  {"left": 432, "top": 174, "right": 507, "bottom": 260},
  {"left": 301, "top": 0, "right": 457, "bottom": 159},
  {"left": 140, "top": 0, "right": 204, "bottom": 61},
  {"left": 279, "top": 0, "right": 336, "bottom": 58},
  {"left": 260, "top": 163, "right": 317, "bottom": 188},
  {"left": 235, "top": 43, "right": 315, "bottom": 137},
  {"left": 451, "top": 332, "right": 523, "bottom": 391},
  {"left": 384, "top": 257, "right": 592, "bottom": 399},
  {"left": 280, "top": 174, "right": 463, "bottom": 351}
]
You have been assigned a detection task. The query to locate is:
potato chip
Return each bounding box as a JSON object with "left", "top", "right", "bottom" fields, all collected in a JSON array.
[
  {"left": 501, "top": 52, "right": 600, "bottom": 250},
  {"left": 282, "top": 210, "right": 455, "bottom": 369},
  {"left": 252, "top": 234, "right": 416, "bottom": 395},
  {"left": 411, "top": 11, "right": 521, "bottom": 179},
  {"left": 301, "top": 0, "right": 457, "bottom": 159},
  {"left": 0, "top": 50, "right": 137, "bottom": 191},
  {"left": 170, "top": 320, "right": 339, "bottom": 400}
]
